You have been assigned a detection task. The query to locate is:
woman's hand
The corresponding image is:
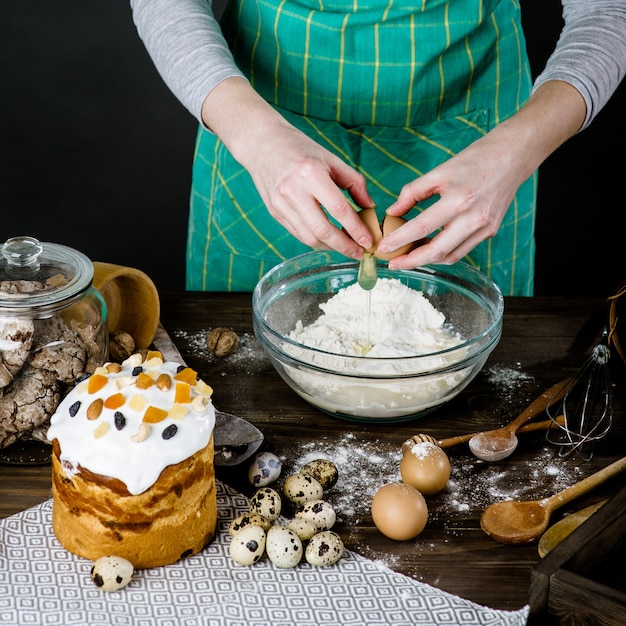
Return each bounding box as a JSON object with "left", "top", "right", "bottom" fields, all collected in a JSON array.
[
  {"left": 378, "top": 131, "right": 526, "bottom": 269},
  {"left": 378, "top": 80, "right": 587, "bottom": 270},
  {"left": 201, "top": 78, "right": 375, "bottom": 259}
]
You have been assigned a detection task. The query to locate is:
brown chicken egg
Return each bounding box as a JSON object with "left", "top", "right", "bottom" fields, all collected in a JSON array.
[
  {"left": 371, "top": 482, "right": 428, "bottom": 541},
  {"left": 357, "top": 208, "right": 415, "bottom": 260},
  {"left": 400, "top": 440, "right": 451, "bottom": 496}
]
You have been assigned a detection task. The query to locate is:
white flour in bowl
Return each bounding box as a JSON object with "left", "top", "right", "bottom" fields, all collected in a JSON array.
[
  {"left": 281, "top": 278, "right": 477, "bottom": 419},
  {"left": 288, "top": 278, "right": 462, "bottom": 358}
]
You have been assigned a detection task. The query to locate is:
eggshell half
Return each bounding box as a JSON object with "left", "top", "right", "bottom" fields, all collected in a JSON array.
[{"left": 357, "top": 209, "right": 415, "bottom": 260}]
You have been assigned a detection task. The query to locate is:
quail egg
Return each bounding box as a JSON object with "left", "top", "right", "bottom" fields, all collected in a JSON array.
[
  {"left": 296, "top": 499, "right": 336, "bottom": 530},
  {"left": 300, "top": 459, "right": 339, "bottom": 490},
  {"left": 229, "top": 524, "right": 267, "bottom": 566},
  {"left": 265, "top": 525, "right": 303, "bottom": 568},
  {"left": 305, "top": 531, "right": 344, "bottom": 567},
  {"left": 248, "top": 451, "right": 282, "bottom": 487},
  {"left": 249, "top": 487, "right": 282, "bottom": 522},
  {"left": 283, "top": 473, "right": 324, "bottom": 505},
  {"left": 286, "top": 517, "right": 319, "bottom": 542},
  {"left": 229, "top": 512, "right": 271, "bottom": 536},
  {"left": 90, "top": 555, "right": 134, "bottom": 592}
]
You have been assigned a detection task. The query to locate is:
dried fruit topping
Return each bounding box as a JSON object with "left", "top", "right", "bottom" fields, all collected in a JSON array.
[
  {"left": 173, "top": 367, "right": 197, "bottom": 385},
  {"left": 69, "top": 401, "right": 81, "bottom": 417},
  {"left": 144, "top": 350, "right": 163, "bottom": 363},
  {"left": 103, "top": 393, "right": 125, "bottom": 410},
  {"left": 88, "top": 374, "right": 108, "bottom": 394},
  {"left": 128, "top": 394, "right": 147, "bottom": 412},
  {"left": 162, "top": 424, "right": 178, "bottom": 440},
  {"left": 114, "top": 411, "right": 126, "bottom": 430},
  {"left": 135, "top": 372, "right": 154, "bottom": 390},
  {"left": 143, "top": 406, "right": 169, "bottom": 424},
  {"left": 174, "top": 383, "right": 191, "bottom": 405},
  {"left": 93, "top": 422, "right": 110, "bottom": 439}
]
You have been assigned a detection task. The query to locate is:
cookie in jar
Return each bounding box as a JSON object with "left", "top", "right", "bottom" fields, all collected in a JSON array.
[{"left": 0, "top": 236, "right": 107, "bottom": 448}]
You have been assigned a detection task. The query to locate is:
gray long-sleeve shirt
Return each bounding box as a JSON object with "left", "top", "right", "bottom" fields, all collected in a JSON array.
[{"left": 130, "top": 0, "right": 626, "bottom": 131}]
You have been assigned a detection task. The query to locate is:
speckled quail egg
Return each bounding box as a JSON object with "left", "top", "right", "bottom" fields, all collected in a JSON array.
[
  {"left": 283, "top": 473, "right": 324, "bottom": 505},
  {"left": 229, "top": 512, "right": 271, "bottom": 536},
  {"left": 296, "top": 499, "right": 336, "bottom": 530},
  {"left": 300, "top": 459, "right": 339, "bottom": 490},
  {"left": 229, "top": 524, "right": 267, "bottom": 566},
  {"left": 248, "top": 451, "right": 282, "bottom": 487},
  {"left": 249, "top": 487, "right": 282, "bottom": 522},
  {"left": 286, "top": 517, "right": 319, "bottom": 542},
  {"left": 90, "top": 555, "right": 134, "bottom": 592},
  {"left": 305, "top": 531, "right": 344, "bottom": 567},
  {"left": 265, "top": 525, "right": 303, "bottom": 568}
]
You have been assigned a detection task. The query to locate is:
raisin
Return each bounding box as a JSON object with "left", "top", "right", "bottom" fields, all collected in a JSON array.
[
  {"left": 162, "top": 424, "right": 178, "bottom": 440},
  {"left": 69, "top": 401, "right": 81, "bottom": 417},
  {"left": 131, "top": 366, "right": 143, "bottom": 376},
  {"left": 114, "top": 411, "right": 126, "bottom": 430}
]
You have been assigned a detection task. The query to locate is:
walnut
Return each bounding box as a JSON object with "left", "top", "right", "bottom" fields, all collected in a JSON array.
[
  {"left": 109, "top": 331, "right": 135, "bottom": 363},
  {"left": 207, "top": 327, "right": 239, "bottom": 357}
]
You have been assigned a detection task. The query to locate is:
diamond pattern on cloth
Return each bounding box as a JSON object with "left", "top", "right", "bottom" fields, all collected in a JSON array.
[{"left": 0, "top": 481, "right": 529, "bottom": 626}]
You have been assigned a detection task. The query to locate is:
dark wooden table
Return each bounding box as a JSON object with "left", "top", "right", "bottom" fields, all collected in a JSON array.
[{"left": 1, "top": 292, "right": 624, "bottom": 618}]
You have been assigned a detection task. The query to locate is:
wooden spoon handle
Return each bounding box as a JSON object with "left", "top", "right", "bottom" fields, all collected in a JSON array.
[
  {"left": 437, "top": 416, "right": 566, "bottom": 450},
  {"left": 506, "top": 378, "right": 571, "bottom": 430},
  {"left": 544, "top": 455, "right": 626, "bottom": 513}
]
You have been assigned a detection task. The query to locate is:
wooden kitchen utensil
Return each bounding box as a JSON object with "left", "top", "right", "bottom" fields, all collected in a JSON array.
[
  {"left": 537, "top": 499, "right": 608, "bottom": 557},
  {"left": 92, "top": 261, "right": 160, "bottom": 349},
  {"left": 481, "top": 455, "right": 626, "bottom": 544}
]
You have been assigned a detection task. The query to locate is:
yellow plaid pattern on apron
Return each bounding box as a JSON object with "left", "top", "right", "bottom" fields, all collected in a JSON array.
[{"left": 188, "top": 0, "right": 535, "bottom": 295}]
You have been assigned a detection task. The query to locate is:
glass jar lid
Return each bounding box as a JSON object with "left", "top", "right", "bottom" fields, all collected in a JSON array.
[{"left": 0, "top": 236, "right": 94, "bottom": 315}]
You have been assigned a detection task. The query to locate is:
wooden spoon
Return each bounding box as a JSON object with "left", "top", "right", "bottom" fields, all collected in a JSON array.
[
  {"left": 402, "top": 415, "right": 566, "bottom": 456},
  {"left": 468, "top": 378, "right": 570, "bottom": 462},
  {"left": 481, "top": 455, "right": 626, "bottom": 544},
  {"left": 537, "top": 499, "right": 608, "bottom": 557}
]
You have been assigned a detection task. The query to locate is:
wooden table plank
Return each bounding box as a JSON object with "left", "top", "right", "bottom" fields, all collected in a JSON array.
[{"left": 1, "top": 293, "right": 623, "bottom": 615}]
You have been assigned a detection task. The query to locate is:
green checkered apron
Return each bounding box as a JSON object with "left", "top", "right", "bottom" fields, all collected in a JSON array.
[{"left": 188, "top": 0, "right": 535, "bottom": 295}]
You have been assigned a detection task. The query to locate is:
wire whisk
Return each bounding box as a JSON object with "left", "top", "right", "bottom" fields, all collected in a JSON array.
[{"left": 546, "top": 330, "right": 613, "bottom": 461}]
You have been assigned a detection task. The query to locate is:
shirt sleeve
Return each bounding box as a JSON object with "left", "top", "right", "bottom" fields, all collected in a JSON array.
[
  {"left": 130, "top": 0, "right": 246, "bottom": 124},
  {"left": 532, "top": 0, "right": 626, "bottom": 130}
]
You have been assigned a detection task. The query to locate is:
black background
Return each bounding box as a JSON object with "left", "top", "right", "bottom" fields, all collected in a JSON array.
[{"left": 2, "top": 1, "right": 624, "bottom": 296}]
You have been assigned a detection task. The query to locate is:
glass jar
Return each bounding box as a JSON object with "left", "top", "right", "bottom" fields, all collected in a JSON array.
[{"left": 0, "top": 236, "right": 108, "bottom": 449}]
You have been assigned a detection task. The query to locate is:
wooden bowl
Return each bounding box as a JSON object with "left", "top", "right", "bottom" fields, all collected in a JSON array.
[{"left": 92, "top": 261, "right": 160, "bottom": 349}]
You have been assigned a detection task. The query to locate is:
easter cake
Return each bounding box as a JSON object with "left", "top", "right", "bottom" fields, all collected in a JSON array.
[{"left": 46, "top": 351, "right": 217, "bottom": 569}]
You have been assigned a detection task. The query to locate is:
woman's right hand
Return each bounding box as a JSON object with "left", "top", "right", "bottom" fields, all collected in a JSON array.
[{"left": 201, "top": 78, "right": 375, "bottom": 259}]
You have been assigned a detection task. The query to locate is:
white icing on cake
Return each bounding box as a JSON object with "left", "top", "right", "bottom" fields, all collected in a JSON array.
[{"left": 46, "top": 353, "right": 216, "bottom": 495}]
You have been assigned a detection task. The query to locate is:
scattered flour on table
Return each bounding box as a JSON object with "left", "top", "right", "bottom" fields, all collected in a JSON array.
[
  {"left": 281, "top": 433, "right": 583, "bottom": 524},
  {"left": 172, "top": 329, "right": 267, "bottom": 372},
  {"left": 485, "top": 364, "right": 534, "bottom": 400}
]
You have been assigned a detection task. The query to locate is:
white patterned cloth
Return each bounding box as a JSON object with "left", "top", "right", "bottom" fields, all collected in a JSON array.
[{"left": 0, "top": 481, "right": 529, "bottom": 626}]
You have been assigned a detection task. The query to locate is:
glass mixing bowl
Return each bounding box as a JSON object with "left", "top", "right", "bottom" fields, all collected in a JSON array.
[{"left": 252, "top": 251, "right": 503, "bottom": 423}]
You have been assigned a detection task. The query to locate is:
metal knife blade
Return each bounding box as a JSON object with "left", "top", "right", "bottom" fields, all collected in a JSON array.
[{"left": 152, "top": 322, "right": 264, "bottom": 466}]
